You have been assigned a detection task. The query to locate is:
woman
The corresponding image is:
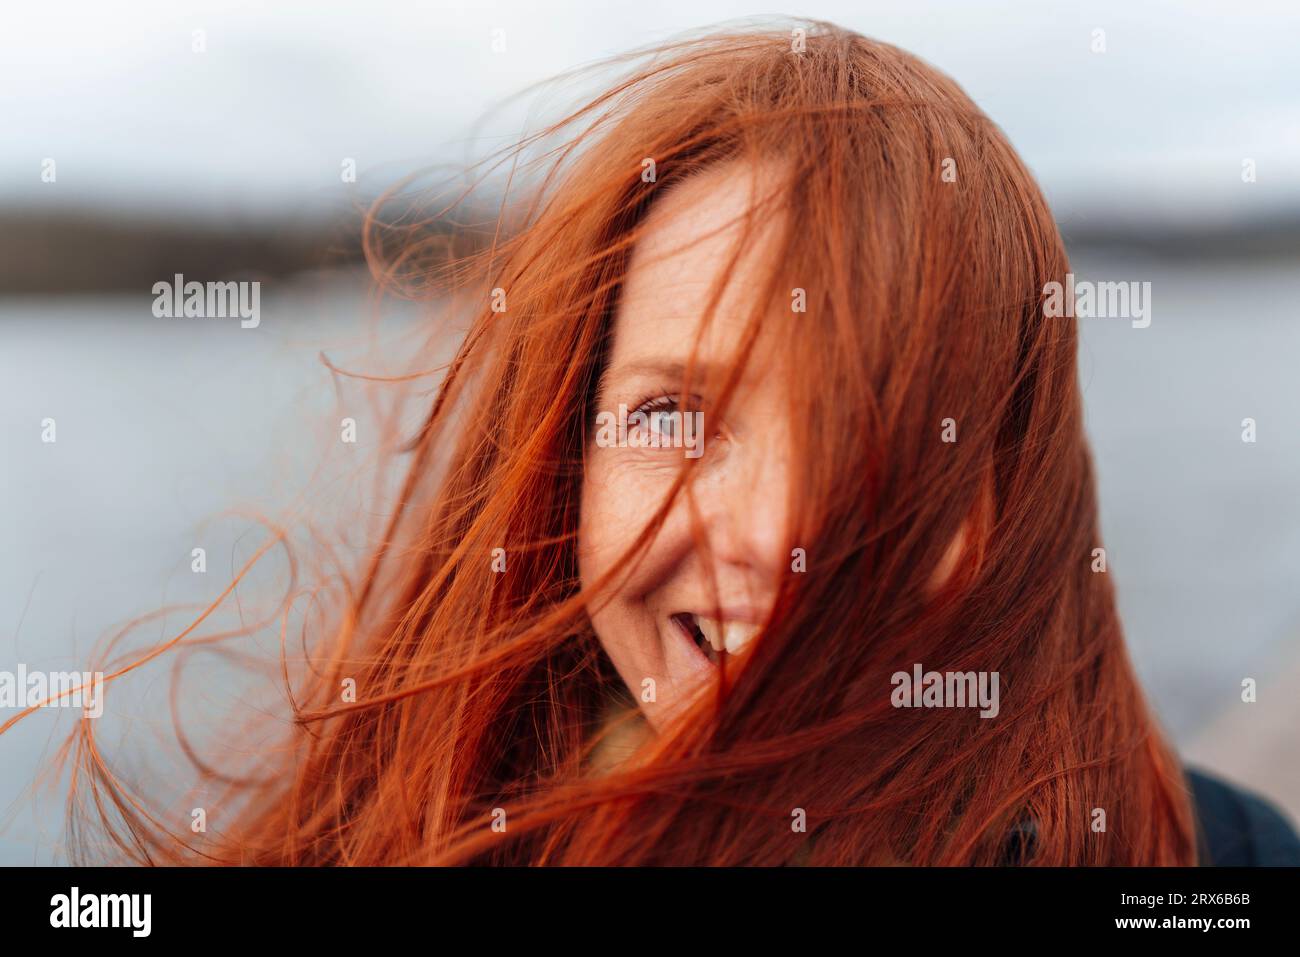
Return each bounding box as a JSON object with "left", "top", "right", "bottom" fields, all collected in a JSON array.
[{"left": 25, "top": 21, "right": 1300, "bottom": 865}]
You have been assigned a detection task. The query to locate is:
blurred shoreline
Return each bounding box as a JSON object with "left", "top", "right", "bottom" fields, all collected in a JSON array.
[{"left": 3, "top": 203, "right": 1298, "bottom": 295}]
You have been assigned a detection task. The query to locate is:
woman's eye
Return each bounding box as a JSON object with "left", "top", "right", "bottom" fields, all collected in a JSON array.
[
  {"left": 650, "top": 408, "right": 678, "bottom": 440},
  {"left": 628, "top": 394, "right": 705, "bottom": 449},
  {"left": 632, "top": 397, "right": 680, "bottom": 442}
]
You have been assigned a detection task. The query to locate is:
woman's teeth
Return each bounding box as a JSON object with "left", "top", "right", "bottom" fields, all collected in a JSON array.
[{"left": 688, "top": 615, "right": 760, "bottom": 656}]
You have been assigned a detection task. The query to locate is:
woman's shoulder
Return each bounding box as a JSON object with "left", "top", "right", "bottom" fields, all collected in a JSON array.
[{"left": 1185, "top": 765, "right": 1300, "bottom": 866}]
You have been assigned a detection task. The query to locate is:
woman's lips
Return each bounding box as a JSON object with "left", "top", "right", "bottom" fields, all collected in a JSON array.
[{"left": 665, "top": 612, "right": 716, "bottom": 676}]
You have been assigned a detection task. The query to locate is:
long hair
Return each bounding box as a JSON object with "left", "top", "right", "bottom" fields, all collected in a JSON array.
[{"left": 15, "top": 20, "right": 1197, "bottom": 865}]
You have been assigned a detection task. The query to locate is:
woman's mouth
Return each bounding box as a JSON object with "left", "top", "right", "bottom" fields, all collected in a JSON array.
[{"left": 670, "top": 612, "right": 761, "bottom": 666}]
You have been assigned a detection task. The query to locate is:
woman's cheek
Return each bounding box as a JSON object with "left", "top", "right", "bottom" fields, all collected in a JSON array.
[
  {"left": 578, "top": 451, "right": 639, "bottom": 588},
  {"left": 581, "top": 452, "right": 678, "bottom": 571}
]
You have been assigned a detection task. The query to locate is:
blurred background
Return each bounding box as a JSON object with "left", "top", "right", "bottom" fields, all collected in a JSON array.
[{"left": 2, "top": 0, "right": 1298, "bottom": 863}]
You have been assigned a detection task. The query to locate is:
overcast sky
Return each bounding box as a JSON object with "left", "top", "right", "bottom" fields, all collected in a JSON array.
[{"left": 2, "top": 0, "right": 1298, "bottom": 225}]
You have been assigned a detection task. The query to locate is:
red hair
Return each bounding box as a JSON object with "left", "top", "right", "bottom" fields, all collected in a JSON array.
[{"left": 11, "top": 21, "right": 1196, "bottom": 865}]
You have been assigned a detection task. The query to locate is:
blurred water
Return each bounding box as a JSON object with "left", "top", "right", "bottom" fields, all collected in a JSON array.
[
  {"left": 1074, "top": 254, "right": 1300, "bottom": 733},
  {"left": 2, "top": 252, "right": 1298, "bottom": 862}
]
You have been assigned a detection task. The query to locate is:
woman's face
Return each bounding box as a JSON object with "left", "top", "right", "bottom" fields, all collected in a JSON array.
[
  {"left": 578, "top": 161, "right": 971, "bottom": 731},
  {"left": 577, "top": 162, "right": 794, "bottom": 730}
]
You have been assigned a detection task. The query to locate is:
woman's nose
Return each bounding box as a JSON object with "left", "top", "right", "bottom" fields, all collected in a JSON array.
[{"left": 694, "top": 427, "right": 793, "bottom": 579}]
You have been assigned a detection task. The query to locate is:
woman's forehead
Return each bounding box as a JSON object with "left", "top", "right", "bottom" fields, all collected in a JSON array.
[{"left": 611, "top": 160, "right": 790, "bottom": 375}]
